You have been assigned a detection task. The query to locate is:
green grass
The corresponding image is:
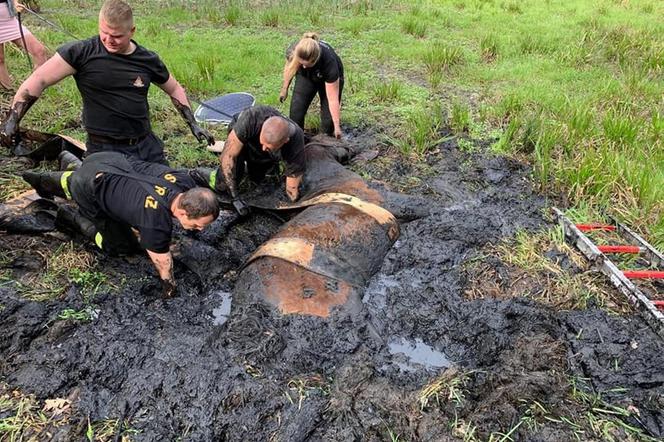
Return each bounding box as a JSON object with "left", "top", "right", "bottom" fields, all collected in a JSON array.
[
  {"left": 6, "top": 0, "right": 663, "bottom": 248},
  {"left": 2, "top": 242, "right": 102, "bottom": 302},
  {"left": 0, "top": 382, "right": 137, "bottom": 441},
  {"left": 449, "top": 100, "right": 472, "bottom": 134},
  {"left": 401, "top": 16, "right": 427, "bottom": 38},
  {"left": 372, "top": 78, "right": 403, "bottom": 103}
]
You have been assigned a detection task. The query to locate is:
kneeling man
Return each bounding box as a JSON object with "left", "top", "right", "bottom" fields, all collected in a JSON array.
[
  {"left": 23, "top": 151, "right": 219, "bottom": 297},
  {"left": 198, "top": 105, "right": 305, "bottom": 215}
]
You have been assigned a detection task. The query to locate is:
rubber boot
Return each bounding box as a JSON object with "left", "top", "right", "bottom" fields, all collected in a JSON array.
[
  {"left": 58, "top": 150, "right": 82, "bottom": 171},
  {"left": 55, "top": 205, "right": 96, "bottom": 240},
  {"left": 22, "top": 171, "right": 68, "bottom": 199},
  {"left": 189, "top": 167, "right": 227, "bottom": 193}
]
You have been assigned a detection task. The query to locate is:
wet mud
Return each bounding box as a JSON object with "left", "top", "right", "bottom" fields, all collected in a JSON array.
[{"left": 2, "top": 135, "right": 664, "bottom": 441}]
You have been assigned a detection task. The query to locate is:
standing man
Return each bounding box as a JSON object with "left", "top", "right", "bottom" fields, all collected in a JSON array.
[
  {"left": 22, "top": 151, "right": 219, "bottom": 297},
  {"left": 196, "top": 105, "right": 305, "bottom": 216},
  {"left": 0, "top": 0, "right": 213, "bottom": 162}
]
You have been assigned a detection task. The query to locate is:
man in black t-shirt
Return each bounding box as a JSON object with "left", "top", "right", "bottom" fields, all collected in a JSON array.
[
  {"left": 0, "top": 0, "right": 213, "bottom": 163},
  {"left": 197, "top": 105, "right": 305, "bottom": 216},
  {"left": 22, "top": 152, "right": 219, "bottom": 298}
]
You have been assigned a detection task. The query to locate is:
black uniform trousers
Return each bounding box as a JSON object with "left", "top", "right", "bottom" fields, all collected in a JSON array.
[
  {"left": 67, "top": 153, "right": 141, "bottom": 255},
  {"left": 289, "top": 73, "right": 344, "bottom": 136},
  {"left": 85, "top": 131, "right": 167, "bottom": 165}
]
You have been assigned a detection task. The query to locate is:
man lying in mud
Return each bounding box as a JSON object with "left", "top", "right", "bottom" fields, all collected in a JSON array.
[
  {"left": 194, "top": 105, "right": 305, "bottom": 215},
  {"left": 22, "top": 151, "right": 219, "bottom": 297}
]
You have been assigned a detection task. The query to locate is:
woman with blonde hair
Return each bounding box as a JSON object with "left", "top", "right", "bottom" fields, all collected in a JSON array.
[{"left": 279, "top": 32, "right": 344, "bottom": 139}]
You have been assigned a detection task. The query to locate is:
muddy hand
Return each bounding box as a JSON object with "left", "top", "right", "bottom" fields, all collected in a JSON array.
[
  {"left": 161, "top": 278, "right": 177, "bottom": 298},
  {"left": 191, "top": 124, "right": 215, "bottom": 146},
  {"left": 232, "top": 198, "right": 250, "bottom": 216},
  {"left": 333, "top": 126, "right": 342, "bottom": 140},
  {"left": 279, "top": 89, "right": 288, "bottom": 103},
  {"left": 0, "top": 118, "right": 19, "bottom": 149}
]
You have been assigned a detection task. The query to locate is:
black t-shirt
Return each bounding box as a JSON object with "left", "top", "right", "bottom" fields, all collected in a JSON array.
[
  {"left": 57, "top": 36, "right": 170, "bottom": 138},
  {"left": 232, "top": 105, "right": 305, "bottom": 177},
  {"left": 286, "top": 40, "right": 343, "bottom": 83},
  {"left": 95, "top": 160, "right": 195, "bottom": 253}
]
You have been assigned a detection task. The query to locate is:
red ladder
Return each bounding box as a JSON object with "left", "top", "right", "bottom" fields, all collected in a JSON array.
[{"left": 553, "top": 208, "right": 664, "bottom": 339}]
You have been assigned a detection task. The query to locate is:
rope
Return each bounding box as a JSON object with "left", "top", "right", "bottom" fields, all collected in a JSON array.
[
  {"left": 17, "top": 12, "right": 33, "bottom": 71},
  {"left": 21, "top": 6, "right": 80, "bottom": 40}
]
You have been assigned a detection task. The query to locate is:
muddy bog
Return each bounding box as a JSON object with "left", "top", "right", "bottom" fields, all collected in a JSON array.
[{"left": 1, "top": 135, "right": 663, "bottom": 441}]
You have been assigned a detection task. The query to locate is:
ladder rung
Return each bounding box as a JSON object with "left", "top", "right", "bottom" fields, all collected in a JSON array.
[
  {"left": 623, "top": 271, "right": 664, "bottom": 279},
  {"left": 597, "top": 245, "right": 642, "bottom": 254},
  {"left": 576, "top": 223, "right": 616, "bottom": 232}
]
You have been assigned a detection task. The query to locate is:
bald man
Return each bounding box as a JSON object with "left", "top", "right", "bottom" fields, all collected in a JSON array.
[{"left": 197, "top": 105, "right": 305, "bottom": 215}]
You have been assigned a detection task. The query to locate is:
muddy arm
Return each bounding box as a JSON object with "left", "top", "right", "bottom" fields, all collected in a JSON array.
[
  {"left": 285, "top": 175, "right": 302, "bottom": 201},
  {"left": 2, "top": 54, "right": 74, "bottom": 147},
  {"left": 158, "top": 75, "right": 214, "bottom": 145},
  {"left": 219, "top": 130, "right": 244, "bottom": 200},
  {"left": 147, "top": 249, "right": 177, "bottom": 297},
  {"left": 147, "top": 249, "right": 173, "bottom": 280}
]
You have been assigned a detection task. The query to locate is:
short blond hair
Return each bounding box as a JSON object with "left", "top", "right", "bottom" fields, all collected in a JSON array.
[{"left": 99, "top": 0, "right": 134, "bottom": 30}]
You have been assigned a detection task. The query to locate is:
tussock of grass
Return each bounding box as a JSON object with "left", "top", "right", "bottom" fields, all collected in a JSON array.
[
  {"left": 501, "top": 1, "right": 522, "bottom": 14},
  {"left": 339, "top": 17, "right": 366, "bottom": 37},
  {"left": 0, "top": 384, "right": 74, "bottom": 440},
  {"left": 465, "top": 228, "right": 633, "bottom": 312},
  {"left": 423, "top": 43, "right": 465, "bottom": 76},
  {"left": 449, "top": 100, "right": 471, "bottom": 134},
  {"left": 0, "top": 382, "right": 137, "bottom": 441},
  {"left": 480, "top": 34, "right": 499, "bottom": 62},
  {"left": 602, "top": 108, "right": 639, "bottom": 146},
  {"left": 401, "top": 16, "right": 427, "bottom": 38},
  {"left": 383, "top": 102, "right": 445, "bottom": 155},
  {"left": 12, "top": 242, "right": 97, "bottom": 302},
  {"left": 351, "top": 0, "right": 374, "bottom": 16},
  {"left": 285, "top": 374, "right": 330, "bottom": 410},
  {"left": 259, "top": 8, "right": 281, "bottom": 27},
  {"left": 194, "top": 55, "right": 217, "bottom": 83},
  {"left": 520, "top": 35, "right": 553, "bottom": 55},
  {"left": 419, "top": 368, "right": 470, "bottom": 411},
  {"left": 372, "top": 79, "right": 403, "bottom": 103},
  {"left": 223, "top": 4, "right": 242, "bottom": 26}
]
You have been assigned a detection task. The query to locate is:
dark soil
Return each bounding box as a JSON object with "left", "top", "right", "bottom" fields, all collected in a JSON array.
[{"left": 1, "top": 136, "right": 663, "bottom": 441}]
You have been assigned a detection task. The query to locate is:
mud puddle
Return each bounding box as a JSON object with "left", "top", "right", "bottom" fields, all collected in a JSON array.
[
  {"left": 210, "top": 290, "right": 233, "bottom": 326},
  {"left": 387, "top": 337, "right": 451, "bottom": 372},
  {"left": 2, "top": 136, "right": 664, "bottom": 441}
]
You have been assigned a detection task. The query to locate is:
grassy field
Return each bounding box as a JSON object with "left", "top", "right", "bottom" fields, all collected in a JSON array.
[{"left": 2, "top": 0, "right": 663, "bottom": 247}]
